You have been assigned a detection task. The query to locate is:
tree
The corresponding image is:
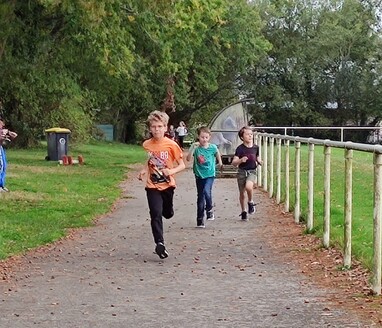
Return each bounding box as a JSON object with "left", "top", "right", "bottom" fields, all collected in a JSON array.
[
  {"left": 241, "top": 0, "right": 382, "bottom": 141},
  {"left": 117, "top": 0, "right": 271, "bottom": 134},
  {"left": 0, "top": 0, "right": 136, "bottom": 145}
]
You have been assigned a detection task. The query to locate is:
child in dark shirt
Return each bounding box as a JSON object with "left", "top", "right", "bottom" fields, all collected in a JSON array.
[{"left": 231, "top": 126, "right": 262, "bottom": 221}]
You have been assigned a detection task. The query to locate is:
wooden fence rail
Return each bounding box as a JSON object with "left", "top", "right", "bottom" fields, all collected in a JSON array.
[{"left": 255, "top": 133, "right": 382, "bottom": 295}]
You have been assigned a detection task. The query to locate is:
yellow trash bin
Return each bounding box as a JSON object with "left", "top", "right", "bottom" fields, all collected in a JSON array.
[{"left": 45, "top": 127, "right": 71, "bottom": 161}]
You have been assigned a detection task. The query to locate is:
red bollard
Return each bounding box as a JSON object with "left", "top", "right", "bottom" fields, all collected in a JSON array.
[{"left": 62, "top": 155, "right": 68, "bottom": 166}]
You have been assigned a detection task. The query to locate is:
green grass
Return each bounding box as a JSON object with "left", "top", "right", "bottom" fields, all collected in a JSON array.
[
  {"left": 270, "top": 144, "right": 375, "bottom": 270},
  {"left": 0, "top": 141, "right": 146, "bottom": 260}
]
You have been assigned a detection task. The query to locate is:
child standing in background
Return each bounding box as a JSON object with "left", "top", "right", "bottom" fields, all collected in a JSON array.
[
  {"left": 0, "top": 117, "right": 18, "bottom": 192},
  {"left": 138, "top": 111, "right": 185, "bottom": 259},
  {"left": 231, "top": 126, "right": 262, "bottom": 221},
  {"left": 176, "top": 121, "right": 187, "bottom": 149},
  {"left": 187, "top": 126, "right": 223, "bottom": 228}
]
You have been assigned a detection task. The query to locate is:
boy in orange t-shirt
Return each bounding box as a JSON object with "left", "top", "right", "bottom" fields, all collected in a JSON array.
[{"left": 138, "top": 110, "right": 185, "bottom": 259}]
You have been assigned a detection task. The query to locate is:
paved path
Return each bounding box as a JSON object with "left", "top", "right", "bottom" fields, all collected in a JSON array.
[{"left": 0, "top": 168, "right": 377, "bottom": 327}]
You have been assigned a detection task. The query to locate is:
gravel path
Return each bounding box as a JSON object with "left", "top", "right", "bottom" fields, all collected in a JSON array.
[{"left": 0, "top": 167, "right": 377, "bottom": 327}]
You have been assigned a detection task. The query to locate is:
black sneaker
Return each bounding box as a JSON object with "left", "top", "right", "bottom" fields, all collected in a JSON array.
[
  {"left": 163, "top": 208, "right": 174, "bottom": 219},
  {"left": 206, "top": 211, "right": 215, "bottom": 221},
  {"left": 248, "top": 202, "right": 256, "bottom": 214},
  {"left": 155, "top": 242, "right": 169, "bottom": 259},
  {"left": 240, "top": 211, "right": 248, "bottom": 221},
  {"left": 196, "top": 218, "right": 205, "bottom": 228}
]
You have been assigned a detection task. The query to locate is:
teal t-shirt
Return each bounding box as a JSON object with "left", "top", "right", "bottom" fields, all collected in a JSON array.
[{"left": 192, "top": 143, "right": 218, "bottom": 179}]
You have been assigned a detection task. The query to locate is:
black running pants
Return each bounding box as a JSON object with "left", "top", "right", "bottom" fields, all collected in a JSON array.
[{"left": 145, "top": 187, "right": 175, "bottom": 244}]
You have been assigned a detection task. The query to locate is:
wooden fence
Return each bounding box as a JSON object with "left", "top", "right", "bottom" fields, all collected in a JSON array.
[{"left": 255, "top": 133, "right": 382, "bottom": 295}]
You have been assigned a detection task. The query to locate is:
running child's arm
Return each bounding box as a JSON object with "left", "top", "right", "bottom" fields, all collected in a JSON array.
[
  {"left": 186, "top": 142, "right": 199, "bottom": 162},
  {"left": 215, "top": 149, "right": 223, "bottom": 170},
  {"left": 232, "top": 155, "right": 248, "bottom": 167},
  {"left": 162, "top": 158, "right": 186, "bottom": 176},
  {"left": 8, "top": 131, "right": 17, "bottom": 139},
  {"left": 137, "top": 164, "right": 148, "bottom": 181},
  {"left": 256, "top": 148, "right": 262, "bottom": 165},
  {"left": 186, "top": 150, "right": 193, "bottom": 162}
]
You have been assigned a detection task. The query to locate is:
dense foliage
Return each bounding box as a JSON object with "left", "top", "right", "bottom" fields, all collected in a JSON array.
[
  {"left": 0, "top": 0, "right": 380, "bottom": 145},
  {"left": 242, "top": 0, "right": 382, "bottom": 141}
]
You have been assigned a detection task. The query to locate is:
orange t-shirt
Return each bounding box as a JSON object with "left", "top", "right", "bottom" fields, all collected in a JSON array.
[{"left": 142, "top": 137, "right": 183, "bottom": 190}]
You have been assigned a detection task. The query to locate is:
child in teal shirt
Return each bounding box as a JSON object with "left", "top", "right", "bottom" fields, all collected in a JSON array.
[{"left": 187, "top": 126, "right": 223, "bottom": 228}]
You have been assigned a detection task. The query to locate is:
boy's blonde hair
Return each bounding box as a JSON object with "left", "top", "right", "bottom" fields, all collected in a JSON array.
[
  {"left": 197, "top": 126, "right": 211, "bottom": 135},
  {"left": 147, "top": 110, "right": 169, "bottom": 127}
]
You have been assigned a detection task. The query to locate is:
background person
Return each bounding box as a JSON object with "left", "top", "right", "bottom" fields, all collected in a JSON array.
[
  {"left": 0, "top": 117, "right": 18, "bottom": 192},
  {"left": 176, "top": 121, "right": 188, "bottom": 149},
  {"left": 165, "top": 124, "right": 176, "bottom": 141},
  {"left": 210, "top": 132, "right": 232, "bottom": 154}
]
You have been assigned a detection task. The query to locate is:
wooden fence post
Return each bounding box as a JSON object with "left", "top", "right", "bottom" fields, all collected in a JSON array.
[
  {"left": 263, "top": 136, "right": 268, "bottom": 192},
  {"left": 344, "top": 148, "right": 353, "bottom": 268},
  {"left": 257, "top": 135, "right": 262, "bottom": 187},
  {"left": 323, "top": 145, "right": 331, "bottom": 248},
  {"left": 269, "top": 137, "right": 274, "bottom": 198},
  {"left": 372, "top": 153, "right": 382, "bottom": 295},
  {"left": 285, "top": 140, "right": 290, "bottom": 213},
  {"left": 307, "top": 142, "right": 315, "bottom": 231},
  {"left": 276, "top": 138, "right": 282, "bottom": 204},
  {"left": 294, "top": 141, "right": 301, "bottom": 223}
]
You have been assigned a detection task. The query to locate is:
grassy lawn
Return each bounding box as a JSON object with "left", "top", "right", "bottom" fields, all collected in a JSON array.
[
  {"left": 0, "top": 141, "right": 146, "bottom": 260},
  {"left": 274, "top": 145, "right": 375, "bottom": 270}
]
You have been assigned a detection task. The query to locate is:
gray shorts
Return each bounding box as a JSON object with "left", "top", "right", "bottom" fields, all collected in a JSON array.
[{"left": 237, "top": 169, "right": 257, "bottom": 192}]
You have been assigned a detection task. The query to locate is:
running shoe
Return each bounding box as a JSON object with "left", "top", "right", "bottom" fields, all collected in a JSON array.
[
  {"left": 248, "top": 202, "right": 256, "bottom": 214},
  {"left": 240, "top": 211, "right": 248, "bottom": 221},
  {"left": 206, "top": 211, "right": 215, "bottom": 221},
  {"left": 196, "top": 218, "right": 205, "bottom": 228},
  {"left": 155, "top": 242, "right": 169, "bottom": 259}
]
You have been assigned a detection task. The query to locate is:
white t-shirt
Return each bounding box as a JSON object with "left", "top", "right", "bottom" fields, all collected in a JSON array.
[{"left": 176, "top": 126, "right": 187, "bottom": 137}]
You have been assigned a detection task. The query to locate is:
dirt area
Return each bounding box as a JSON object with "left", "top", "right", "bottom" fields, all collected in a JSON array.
[
  {"left": 0, "top": 165, "right": 381, "bottom": 327},
  {"left": 264, "top": 202, "right": 382, "bottom": 325}
]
